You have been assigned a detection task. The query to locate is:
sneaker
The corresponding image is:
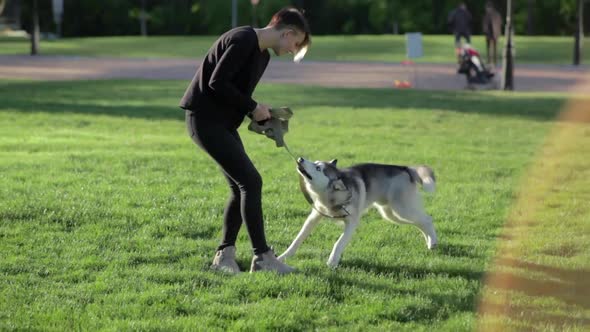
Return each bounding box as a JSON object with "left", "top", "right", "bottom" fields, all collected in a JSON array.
[
  {"left": 250, "top": 248, "right": 296, "bottom": 274},
  {"left": 210, "top": 246, "right": 241, "bottom": 274}
]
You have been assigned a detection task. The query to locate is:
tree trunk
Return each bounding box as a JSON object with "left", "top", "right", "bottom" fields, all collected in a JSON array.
[
  {"left": 231, "top": 0, "right": 237, "bottom": 28},
  {"left": 432, "top": 0, "right": 443, "bottom": 33},
  {"left": 573, "top": 0, "right": 584, "bottom": 65},
  {"left": 140, "top": 0, "right": 147, "bottom": 36},
  {"left": 15, "top": 0, "right": 21, "bottom": 28},
  {"left": 502, "top": 0, "right": 514, "bottom": 90},
  {"left": 251, "top": 3, "right": 258, "bottom": 28},
  {"left": 31, "top": 0, "right": 40, "bottom": 55},
  {"left": 527, "top": 0, "right": 534, "bottom": 35}
]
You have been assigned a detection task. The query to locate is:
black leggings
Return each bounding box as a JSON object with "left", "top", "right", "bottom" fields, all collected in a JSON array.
[
  {"left": 186, "top": 110, "right": 270, "bottom": 255},
  {"left": 454, "top": 32, "right": 471, "bottom": 47}
]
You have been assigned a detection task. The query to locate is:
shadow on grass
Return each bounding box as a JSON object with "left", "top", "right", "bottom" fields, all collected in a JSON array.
[
  {"left": 340, "top": 257, "right": 484, "bottom": 282},
  {"left": 280, "top": 86, "right": 569, "bottom": 122},
  {"left": 480, "top": 257, "right": 590, "bottom": 329},
  {"left": 0, "top": 80, "right": 570, "bottom": 122},
  {"left": 302, "top": 261, "right": 481, "bottom": 322},
  {"left": 487, "top": 257, "right": 590, "bottom": 309},
  {"left": 435, "top": 242, "right": 488, "bottom": 260},
  {"left": 480, "top": 301, "right": 590, "bottom": 327}
]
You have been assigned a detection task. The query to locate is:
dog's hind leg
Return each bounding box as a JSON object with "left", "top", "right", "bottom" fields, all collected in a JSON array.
[
  {"left": 389, "top": 200, "right": 438, "bottom": 250},
  {"left": 377, "top": 203, "right": 436, "bottom": 248},
  {"left": 327, "top": 217, "right": 360, "bottom": 268},
  {"left": 277, "top": 209, "right": 322, "bottom": 262},
  {"left": 413, "top": 213, "right": 437, "bottom": 250},
  {"left": 375, "top": 204, "right": 411, "bottom": 225}
]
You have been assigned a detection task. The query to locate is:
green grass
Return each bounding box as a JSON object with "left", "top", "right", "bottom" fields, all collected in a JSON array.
[
  {"left": 0, "top": 80, "right": 588, "bottom": 331},
  {"left": 1, "top": 35, "right": 589, "bottom": 64}
]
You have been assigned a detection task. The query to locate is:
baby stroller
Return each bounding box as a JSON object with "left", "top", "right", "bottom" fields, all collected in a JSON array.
[{"left": 457, "top": 44, "right": 496, "bottom": 89}]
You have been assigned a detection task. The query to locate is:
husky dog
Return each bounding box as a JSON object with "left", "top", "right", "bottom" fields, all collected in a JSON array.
[{"left": 278, "top": 157, "right": 437, "bottom": 268}]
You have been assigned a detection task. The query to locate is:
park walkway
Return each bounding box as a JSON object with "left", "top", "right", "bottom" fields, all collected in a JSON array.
[{"left": 0, "top": 55, "right": 588, "bottom": 93}]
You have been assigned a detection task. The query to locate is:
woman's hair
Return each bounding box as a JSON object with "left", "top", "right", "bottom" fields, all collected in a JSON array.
[{"left": 267, "top": 7, "right": 311, "bottom": 48}]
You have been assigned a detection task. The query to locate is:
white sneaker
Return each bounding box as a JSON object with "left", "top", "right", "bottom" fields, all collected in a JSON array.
[
  {"left": 250, "top": 248, "right": 296, "bottom": 274},
  {"left": 210, "top": 246, "right": 241, "bottom": 274}
]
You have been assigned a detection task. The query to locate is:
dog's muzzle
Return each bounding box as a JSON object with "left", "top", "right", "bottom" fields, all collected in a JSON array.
[{"left": 297, "top": 158, "right": 312, "bottom": 180}]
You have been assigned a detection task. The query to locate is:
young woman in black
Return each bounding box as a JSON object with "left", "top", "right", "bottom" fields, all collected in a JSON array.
[{"left": 180, "top": 8, "right": 310, "bottom": 274}]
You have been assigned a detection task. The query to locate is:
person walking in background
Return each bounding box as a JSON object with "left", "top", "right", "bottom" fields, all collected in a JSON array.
[
  {"left": 448, "top": 2, "right": 473, "bottom": 63},
  {"left": 483, "top": 1, "right": 503, "bottom": 68}
]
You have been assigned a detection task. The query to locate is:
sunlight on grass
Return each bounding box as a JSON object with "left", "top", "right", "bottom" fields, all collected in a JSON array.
[{"left": 478, "top": 98, "right": 590, "bottom": 331}]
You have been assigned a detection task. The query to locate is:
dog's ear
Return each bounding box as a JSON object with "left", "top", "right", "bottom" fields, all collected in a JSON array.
[
  {"left": 329, "top": 159, "right": 338, "bottom": 167},
  {"left": 331, "top": 179, "right": 346, "bottom": 191}
]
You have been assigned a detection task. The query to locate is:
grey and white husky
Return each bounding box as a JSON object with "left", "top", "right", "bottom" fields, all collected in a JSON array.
[{"left": 278, "top": 157, "right": 438, "bottom": 268}]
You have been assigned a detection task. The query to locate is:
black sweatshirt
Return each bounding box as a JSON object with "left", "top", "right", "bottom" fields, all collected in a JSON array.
[
  {"left": 179, "top": 26, "right": 270, "bottom": 129},
  {"left": 448, "top": 8, "right": 472, "bottom": 35}
]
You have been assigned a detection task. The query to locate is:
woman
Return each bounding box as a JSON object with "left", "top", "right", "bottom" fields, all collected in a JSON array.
[
  {"left": 483, "top": 1, "right": 503, "bottom": 68},
  {"left": 180, "top": 7, "right": 311, "bottom": 274},
  {"left": 448, "top": 2, "right": 472, "bottom": 63}
]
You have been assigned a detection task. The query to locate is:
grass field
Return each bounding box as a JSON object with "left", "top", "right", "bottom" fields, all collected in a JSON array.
[
  {"left": 1, "top": 35, "right": 589, "bottom": 64},
  {"left": 0, "top": 80, "right": 588, "bottom": 330}
]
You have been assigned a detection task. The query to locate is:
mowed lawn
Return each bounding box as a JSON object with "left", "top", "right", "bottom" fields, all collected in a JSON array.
[
  {"left": 1, "top": 35, "right": 589, "bottom": 64},
  {"left": 0, "top": 80, "right": 588, "bottom": 331}
]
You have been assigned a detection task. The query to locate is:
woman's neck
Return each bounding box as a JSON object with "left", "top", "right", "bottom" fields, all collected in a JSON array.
[{"left": 254, "top": 27, "right": 278, "bottom": 52}]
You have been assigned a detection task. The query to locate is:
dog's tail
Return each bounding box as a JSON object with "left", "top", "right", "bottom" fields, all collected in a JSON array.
[{"left": 409, "top": 166, "right": 436, "bottom": 193}]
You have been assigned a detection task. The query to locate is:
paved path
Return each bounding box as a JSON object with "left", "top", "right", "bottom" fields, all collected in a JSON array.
[{"left": 1, "top": 55, "right": 588, "bottom": 92}]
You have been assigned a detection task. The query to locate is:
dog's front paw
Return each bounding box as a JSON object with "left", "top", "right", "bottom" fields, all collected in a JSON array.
[
  {"left": 427, "top": 237, "right": 438, "bottom": 250},
  {"left": 326, "top": 260, "right": 339, "bottom": 269}
]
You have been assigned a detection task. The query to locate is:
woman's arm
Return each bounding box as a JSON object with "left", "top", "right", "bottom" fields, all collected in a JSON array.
[{"left": 208, "top": 35, "right": 259, "bottom": 115}]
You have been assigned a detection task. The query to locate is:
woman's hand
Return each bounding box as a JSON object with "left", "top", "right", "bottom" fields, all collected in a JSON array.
[{"left": 252, "top": 103, "right": 271, "bottom": 122}]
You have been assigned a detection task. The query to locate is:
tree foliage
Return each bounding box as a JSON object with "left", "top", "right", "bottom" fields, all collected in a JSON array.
[{"left": 18, "top": 0, "right": 587, "bottom": 37}]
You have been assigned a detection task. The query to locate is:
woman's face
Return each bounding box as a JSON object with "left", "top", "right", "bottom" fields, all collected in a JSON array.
[{"left": 274, "top": 29, "right": 306, "bottom": 60}]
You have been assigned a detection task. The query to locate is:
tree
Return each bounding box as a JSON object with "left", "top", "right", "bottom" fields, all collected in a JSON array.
[
  {"left": 527, "top": 0, "right": 534, "bottom": 35},
  {"left": 52, "top": 0, "right": 64, "bottom": 38},
  {"left": 502, "top": 0, "right": 515, "bottom": 90},
  {"left": 573, "top": 0, "right": 584, "bottom": 65},
  {"left": 30, "top": 0, "right": 39, "bottom": 55},
  {"left": 140, "top": 0, "right": 147, "bottom": 36},
  {"left": 251, "top": 0, "right": 259, "bottom": 28},
  {"left": 232, "top": 0, "right": 237, "bottom": 28}
]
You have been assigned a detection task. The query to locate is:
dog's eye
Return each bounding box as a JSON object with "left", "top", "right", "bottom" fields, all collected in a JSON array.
[{"left": 315, "top": 166, "right": 321, "bottom": 171}]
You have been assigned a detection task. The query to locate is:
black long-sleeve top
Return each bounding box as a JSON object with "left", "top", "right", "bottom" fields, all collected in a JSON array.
[
  {"left": 180, "top": 26, "right": 270, "bottom": 129},
  {"left": 448, "top": 8, "right": 472, "bottom": 35}
]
